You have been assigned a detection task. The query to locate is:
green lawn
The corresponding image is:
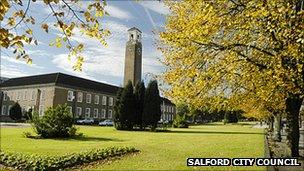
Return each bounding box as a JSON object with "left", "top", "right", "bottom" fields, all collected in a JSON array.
[{"left": 0, "top": 122, "right": 266, "bottom": 170}]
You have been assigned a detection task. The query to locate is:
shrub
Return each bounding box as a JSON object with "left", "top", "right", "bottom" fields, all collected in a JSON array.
[
  {"left": 173, "top": 113, "right": 188, "bottom": 128},
  {"left": 9, "top": 102, "right": 22, "bottom": 121},
  {"left": 31, "top": 104, "right": 77, "bottom": 138},
  {"left": 0, "top": 146, "right": 139, "bottom": 171}
]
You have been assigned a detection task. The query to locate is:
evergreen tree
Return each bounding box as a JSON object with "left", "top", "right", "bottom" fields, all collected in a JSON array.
[
  {"left": 134, "top": 81, "right": 145, "bottom": 129},
  {"left": 9, "top": 102, "right": 22, "bottom": 121},
  {"left": 143, "top": 80, "right": 161, "bottom": 131},
  {"left": 120, "top": 80, "right": 135, "bottom": 130},
  {"left": 113, "top": 88, "right": 123, "bottom": 130}
]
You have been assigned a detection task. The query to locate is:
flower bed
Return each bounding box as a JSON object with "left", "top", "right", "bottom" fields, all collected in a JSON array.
[{"left": 0, "top": 146, "right": 139, "bottom": 170}]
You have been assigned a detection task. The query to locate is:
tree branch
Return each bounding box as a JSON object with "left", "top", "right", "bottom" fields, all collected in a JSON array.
[{"left": 9, "top": 0, "right": 31, "bottom": 30}]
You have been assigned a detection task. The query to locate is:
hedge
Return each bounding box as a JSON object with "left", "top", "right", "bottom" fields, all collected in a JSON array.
[{"left": 0, "top": 146, "right": 139, "bottom": 170}]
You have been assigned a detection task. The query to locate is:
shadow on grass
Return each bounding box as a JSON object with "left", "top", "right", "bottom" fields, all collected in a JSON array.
[
  {"left": 167, "top": 130, "right": 264, "bottom": 135},
  {"left": 52, "top": 136, "right": 124, "bottom": 142}
]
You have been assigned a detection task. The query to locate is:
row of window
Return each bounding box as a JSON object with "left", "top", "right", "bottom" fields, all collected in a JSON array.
[
  {"left": 66, "top": 106, "right": 112, "bottom": 119},
  {"left": 162, "top": 114, "right": 174, "bottom": 121},
  {"left": 67, "top": 91, "right": 113, "bottom": 106},
  {"left": 161, "top": 105, "right": 175, "bottom": 113},
  {"left": 1, "top": 105, "right": 31, "bottom": 116},
  {"left": 3, "top": 89, "right": 45, "bottom": 101}
]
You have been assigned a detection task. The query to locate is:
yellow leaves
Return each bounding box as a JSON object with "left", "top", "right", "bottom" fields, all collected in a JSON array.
[
  {"left": 0, "top": 28, "right": 10, "bottom": 48},
  {"left": 0, "top": 0, "right": 10, "bottom": 21},
  {"left": 8, "top": 17, "right": 16, "bottom": 26},
  {"left": 41, "top": 23, "right": 49, "bottom": 33},
  {"left": 25, "top": 29, "right": 33, "bottom": 35}
]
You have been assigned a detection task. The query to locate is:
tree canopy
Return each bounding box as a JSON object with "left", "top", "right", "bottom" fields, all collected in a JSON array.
[
  {"left": 0, "top": 0, "right": 110, "bottom": 70},
  {"left": 160, "top": 0, "right": 303, "bottom": 156}
]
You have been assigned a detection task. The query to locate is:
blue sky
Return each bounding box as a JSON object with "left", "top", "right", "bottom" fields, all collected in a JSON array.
[{"left": 1, "top": 0, "right": 169, "bottom": 87}]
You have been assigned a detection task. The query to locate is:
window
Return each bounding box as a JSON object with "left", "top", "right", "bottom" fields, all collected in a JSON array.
[
  {"left": 67, "top": 90, "right": 74, "bottom": 101},
  {"left": 109, "top": 97, "right": 113, "bottom": 106},
  {"left": 41, "top": 89, "right": 45, "bottom": 100},
  {"left": 24, "top": 90, "right": 27, "bottom": 100},
  {"left": 94, "top": 95, "right": 99, "bottom": 104},
  {"left": 31, "top": 90, "right": 35, "bottom": 100},
  {"left": 77, "top": 92, "right": 83, "bottom": 102},
  {"left": 76, "top": 107, "right": 82, "bottom": 116},
  {"left": 102, "top": 96, "right": 107, "bottom": 105},
  {"left": 17, "top": 91, "right": 21, "bottom": 100},
  {"left": 86, "top": 94, "right": 91, "bottom": 103},
  {"left": 39, "top": 105, "right": 44, "bottom": 116},
  {"left": 108, "top": 110, "right": 112, "bottom": 119},
  {"left": 67, "top": 106, "right": 72, "bottom": 114},
  {"left": 2, "top": 105, "right": 6, "bottom": 115},
  {"left": 85, "top": 108, "right": 91, "bottom": 118},
  {"left": 101, "top": 109, "right": 106, "bottom": 118},
  {"left": 3, "top": 92, "right": 7, "bottom": 101},
  {"left": 94, "top": 108, "right": 98, "bottom": 118},
  {"left": 8, "top": 105, "right": 12, "bottom": 116}
]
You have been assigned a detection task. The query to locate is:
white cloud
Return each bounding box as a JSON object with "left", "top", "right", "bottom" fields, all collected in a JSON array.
[
  {"left": 139, "top": 1, "right": 170, "bottom": 15},
  {"left": 1, "top": 56, "right": 44, "bottom": 69},
  {"left": 0, "top": 65, "right": 30, "bottom": 78},
  {"left": 105, "top": 5, "right": 134, "bottom": 20}
]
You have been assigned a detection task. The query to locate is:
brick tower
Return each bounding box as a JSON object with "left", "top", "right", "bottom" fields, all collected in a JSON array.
[{"left": 123, "top": 27, "right": 142, "bottom": 86}]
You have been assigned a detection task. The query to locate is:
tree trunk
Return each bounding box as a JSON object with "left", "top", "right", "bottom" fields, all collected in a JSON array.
[
  {"left": 285, "top": 95, "right": 302, "bottom": 157},
  {"left": 269, "top": 116, "right": 274, "bottom": 132},
  {"left": 273, "top": 113, "right": 282, "bottom": 142}
]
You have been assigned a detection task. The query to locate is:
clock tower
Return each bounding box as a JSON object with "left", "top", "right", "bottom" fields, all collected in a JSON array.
[{"left": 123, "top": 27, "right": 142, "bottom": 86}]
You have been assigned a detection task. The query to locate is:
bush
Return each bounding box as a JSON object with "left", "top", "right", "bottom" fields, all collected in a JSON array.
[
  {"left": 9, "top": 102, "right": 22, "bottom": 121},
  {"left": 173, "top": 113, "right": 189, "bottom": 128},
  {"left": 31, "top": 104, "right": 77, "bottom": 138},
  {"left": 0, "top": 146, "right": 139, "bottom": 171}
]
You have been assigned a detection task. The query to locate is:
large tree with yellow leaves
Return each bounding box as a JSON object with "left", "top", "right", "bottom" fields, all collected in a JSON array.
[
  {"left": 0, "top": 0, "right": 110, "bottom": 70},
  {"left": 159, "top": 0, "right": 304, "bottom": 156}
]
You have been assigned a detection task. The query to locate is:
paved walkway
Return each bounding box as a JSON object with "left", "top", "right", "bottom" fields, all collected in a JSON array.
[{"left": 0, "top": 122, "right": 31, "bottom": 128}]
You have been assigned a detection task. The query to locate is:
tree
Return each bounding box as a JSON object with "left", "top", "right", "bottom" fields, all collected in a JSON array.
[
  {"left": 1, "top": 0, "right": 109, "bottom": 70},
  {"left": 113, "top": 88, "right": 123, "bottom": 130},
  {"left": 9, "top": 102, "right": 22, "bottom": 121},
  {"left": 160, "top": 1, "right": 304, "bottom": 156},
  {"left": 24, "top": 107, "right": 33, "bottom": 121},
  {"left": 134, "top": 81, "right": 145, "bottom": 129},
  {"left": 120, "top": 80, "right": 135, "bottom": 130},
  {"left": 143, "top": 80, "right": 161, "bottom": 130}
]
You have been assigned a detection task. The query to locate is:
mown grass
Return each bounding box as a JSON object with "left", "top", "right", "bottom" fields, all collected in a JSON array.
[{"left": 0, "top": 122, "right": 265, "bottom": 170}]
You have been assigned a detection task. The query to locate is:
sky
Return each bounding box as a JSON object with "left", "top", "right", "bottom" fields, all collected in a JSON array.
[{"left": 1, "top": 0, "right": 170, "bottom": 87}]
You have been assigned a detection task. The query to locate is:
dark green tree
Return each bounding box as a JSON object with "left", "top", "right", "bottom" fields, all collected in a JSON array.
[
  {"left": 24, "top": 108, "right": 33, "bottom": 121},
  {"left": 120, "top": 80, "right": 135, "bottom": 130},
  {"left": 134, "top": 81, "right": 145, "bottom": 129},
  {"left": 143, "top": 80, "right": 161, "bottom": 131},
  {"left": 9, "top": 102, "right": 22, "bottom": 121},
  {"left": 113, "top": 88, "right": 123, "bottom": 130}
]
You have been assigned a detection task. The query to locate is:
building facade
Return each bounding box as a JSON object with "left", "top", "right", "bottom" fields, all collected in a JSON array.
[
  {"left": 0, "top": 73, "right": 119, "bottom": 121},
  {"left": 160, "top": 98, "right": 176, "bottom": 122}
]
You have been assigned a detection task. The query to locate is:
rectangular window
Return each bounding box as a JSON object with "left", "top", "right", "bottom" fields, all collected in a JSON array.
[
  {"left": 85, "top": 108, "right": 91, "bottom": 118},
  {"left": 77, "top": 92, "right": 83, "bottom": 102},
  {"left": 102, "top": 96, "right": 107, "bottom": 105},
  {"left": 8, "top": 105, "right": 12, "bottom": 116},
  {"left": 94, "top": 108, "right": 98, "bottom": 118},
  {"left": 41, "top": 89, "right": 45, "bottom": 100},
  {"left": 76, "top": 107, "right": 82, "bottom": 116},
  {"left": 3, "top": 92, "right": 7, "bottom": 101},
  {"left": 39, "top": 105, "right": 44, "bottom": 116},
  {"left": 101, "top": 109, "right": 106, "bottom": 118},
  {"left": 67, "top": 106, "right": 72, "bottom": 114},
  {"left": 67, "top": 90, "right": 74, "bottom": 101},
  {"left": 2, "top": 105, "right": 7, "bottom": 115},
  {"left": 24, "top": 90, "right": 27, "bottom": 100},
  {"left": 109, "top": 97, "right": 113, "bottom": 106},
  {"left": 17, "top": 91, "right": 21, "bottom": 100},
  {"left": 31, "top": 90, "right": 35, "bottom": 100},
  {"left": 108, "top": 110, "right": 113, "bottom": 119},
  {"left": 94, "top": 95, "right": 99, "bottom": 104},
  {"left": 86, "top": 94, "right": 91, "bottom": 103}
]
